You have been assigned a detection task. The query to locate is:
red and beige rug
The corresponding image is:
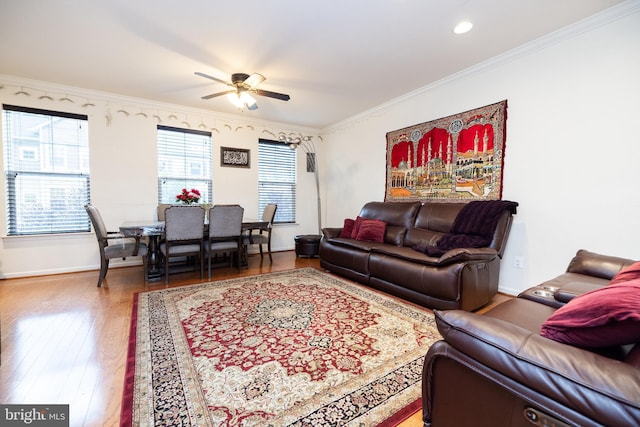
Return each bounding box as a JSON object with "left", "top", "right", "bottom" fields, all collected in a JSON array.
[{"left": 121, "top": 268, "right": 440, "bottom": 426}]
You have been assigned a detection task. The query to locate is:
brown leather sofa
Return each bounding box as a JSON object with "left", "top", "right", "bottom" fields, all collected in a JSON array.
[
  {"left": 319, "top": 201, "right": 517, "bottom": 311},
  {"left": 422, "top": 250, "right": 640, "bottom": 427}
]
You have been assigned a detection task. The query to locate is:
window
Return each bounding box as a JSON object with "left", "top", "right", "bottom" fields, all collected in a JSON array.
[
  {"left": 258, "top": 139, "right": 296, "bottom": 223},
  {"left": 2, "top": 104, "right": 90, "bottom": 235},
  {"left": 157, "top": 125, "right": 212, "bottom": 204}
]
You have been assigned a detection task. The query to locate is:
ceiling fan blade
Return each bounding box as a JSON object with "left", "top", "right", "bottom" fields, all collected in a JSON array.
[
  {"left": 244, "top": 73, "right": 266, "bottom": 88},
  {"left": 201, "top": 89, "right": 235, "bottom": 100},
  {"left": 253, "top": 89, "right": 290, "bottom": 101},
  {"left": 194, "top": 72, "right": 230, "bottom": 85}
]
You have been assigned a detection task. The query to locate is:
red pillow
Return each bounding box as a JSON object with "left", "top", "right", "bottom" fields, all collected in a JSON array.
[
  {"left": 350, "top": 216, "right": 364, "bottom": 239},
  {"left": 609, "top": 261, "right": 640, "bottom": 285},
  {"left": 540, "top": 279, "right": 640, "bottom": 348},
  {"left": 355, "top": 219, "right": 387, "bottom": 243},
  {"left": 339, "top": 218, "right": 355, "bottom": 238}
]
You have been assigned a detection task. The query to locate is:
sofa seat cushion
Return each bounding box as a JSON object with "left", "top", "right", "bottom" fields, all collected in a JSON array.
[
  {"left": 483, "top": 298, "right": 557, "bottom": 334},
  {"left": 324, "top": 237, "right": 383, "bottom": 252},
  {"left": 541, "top": 279, "right": 640, "bottom": 348},
  {"left": 371, "top": 244, "right": 439, "bottom": 264},
  {"left": 372, "top": 244, "right": 498, "bottom": 267}
]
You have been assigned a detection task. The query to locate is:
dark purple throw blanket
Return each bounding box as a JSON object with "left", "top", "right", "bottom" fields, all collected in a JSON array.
[{"left": 416, "top": 200, "right": 518, "bottom": 257}]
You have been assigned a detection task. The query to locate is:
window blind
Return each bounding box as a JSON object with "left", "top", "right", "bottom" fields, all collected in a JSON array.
[
  {"left": 157, "top": 125, "right": 212, "bottom": 204},
  {"left": 258, "top": 139, "right": 296, "bottom": 223},
  {"left": 2, "top": 104, "right": 90, "bottom": 235}
]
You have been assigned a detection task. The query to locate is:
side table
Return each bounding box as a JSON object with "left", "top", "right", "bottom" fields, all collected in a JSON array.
[{"left": 294, "top": 234, "right": 321, "bottom": 258}]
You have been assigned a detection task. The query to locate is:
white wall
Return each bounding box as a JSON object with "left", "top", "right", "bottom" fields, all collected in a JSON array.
[
  {"left": 321, "top": 4, "right": 640, "bottom": 295},
  {"left": 0, "top": 83, "right": 321, "bottom": 278}
]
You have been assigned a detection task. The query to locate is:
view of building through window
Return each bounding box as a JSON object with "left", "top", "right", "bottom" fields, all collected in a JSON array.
[
  {"left": 2, "top": 105, "right": 90, "bottom": 235},
  {"left": 157, "top": 125, "right": 212, "bottom": 204}
]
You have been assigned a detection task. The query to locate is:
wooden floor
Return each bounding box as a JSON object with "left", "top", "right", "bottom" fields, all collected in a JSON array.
[{"left": 0, "top": 251, "right": 510, "bottom": 426}]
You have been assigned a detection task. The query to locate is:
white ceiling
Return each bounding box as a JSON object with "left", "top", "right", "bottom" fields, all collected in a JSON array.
[{"left": 0, "top": 0, "right": 625, "bottom": 129}]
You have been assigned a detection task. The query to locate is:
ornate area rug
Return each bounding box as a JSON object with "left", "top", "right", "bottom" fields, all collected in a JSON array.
[{"left": 121, "top": 268, "right": 440, "bottom": 426}]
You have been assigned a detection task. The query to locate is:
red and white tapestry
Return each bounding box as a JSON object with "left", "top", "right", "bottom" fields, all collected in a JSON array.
[
  {"left": 122, "top": 268, "right": 440, "bottom": 426},
  {"left": 385, "top": 99, "right": 508, "bottom": 202}
]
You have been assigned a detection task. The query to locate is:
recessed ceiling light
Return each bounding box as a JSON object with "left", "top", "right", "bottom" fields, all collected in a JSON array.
[{"left": 454, "top": 21, "right": 473, "bottom": 34}]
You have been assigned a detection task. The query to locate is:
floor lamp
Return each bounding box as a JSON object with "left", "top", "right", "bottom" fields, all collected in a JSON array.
[{"left": 279, "top": 133, "right": 321, "bottom": 235}]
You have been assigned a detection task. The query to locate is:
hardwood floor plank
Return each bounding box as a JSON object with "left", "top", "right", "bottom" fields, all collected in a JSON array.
[{"left": 0, "top": 251, "right": 511, "bottom": 426}]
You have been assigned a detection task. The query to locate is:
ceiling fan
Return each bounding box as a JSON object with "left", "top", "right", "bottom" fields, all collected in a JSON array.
[{"left": 195, "top": 71, "right": 290, "bottom": 110}]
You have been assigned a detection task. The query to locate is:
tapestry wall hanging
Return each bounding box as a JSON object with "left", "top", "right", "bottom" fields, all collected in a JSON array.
[{"left": 385, "top": 99, "right": 507, "bottom": 202}]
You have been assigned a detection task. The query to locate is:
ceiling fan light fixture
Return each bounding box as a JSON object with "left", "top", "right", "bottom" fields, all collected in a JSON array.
[
  {"left": 226, "top": 92, "right": 242, "bottom": 108},
  {"left": 240, "top": 91, "right": 257, "bottom": 109},
  {"left": 197, "top": 71, "right": 289, "bottom": 108},
  {"left": 226, "top": 90, "right": 257, "bottom": 109}
]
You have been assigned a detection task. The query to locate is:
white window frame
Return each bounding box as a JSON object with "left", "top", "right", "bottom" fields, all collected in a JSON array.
[
  {"left": 157, "top": 125, "right": 212, "bottom": 204},
  {"left": 257, "top": 139, "right": 296, "bottom": 223},
  {"left": 2, "top": 104, "right": 90, "bottom": 235}
]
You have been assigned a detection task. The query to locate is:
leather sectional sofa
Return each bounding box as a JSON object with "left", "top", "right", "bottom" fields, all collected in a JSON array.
[
  {"left": 422, "top": 249, "right": 640, "bottom": 426},
  {"left": 319, "top": 200, "right": 518, "bottom": 311}
]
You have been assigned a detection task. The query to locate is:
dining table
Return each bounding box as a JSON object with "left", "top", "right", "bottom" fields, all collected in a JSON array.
[{"left": 120, "top": 218, "right": 268, "bottom": 282}]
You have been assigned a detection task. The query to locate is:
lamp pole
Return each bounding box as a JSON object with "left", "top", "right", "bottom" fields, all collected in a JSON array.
[{"left": 279, "top": 134, "right": 321, "bottom": 235}]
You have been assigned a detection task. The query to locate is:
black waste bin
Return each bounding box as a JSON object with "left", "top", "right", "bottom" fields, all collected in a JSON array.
[{"left": 294, "top": 234, "right": 321, "bottom": 258}]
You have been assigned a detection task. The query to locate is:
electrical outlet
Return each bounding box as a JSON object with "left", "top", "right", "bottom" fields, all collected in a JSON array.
[{"left": 514, "top": 256, "right": 524, "bottom": 269}]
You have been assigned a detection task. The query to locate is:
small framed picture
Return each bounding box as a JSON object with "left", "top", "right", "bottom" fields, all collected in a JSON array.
[{"left": 220, "top": 147, "right": 250, "bottom": 168}]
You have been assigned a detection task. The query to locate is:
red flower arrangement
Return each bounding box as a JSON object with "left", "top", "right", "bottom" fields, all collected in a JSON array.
[{"left": 176, "top": 188, "right": 201, "bottom": 204}]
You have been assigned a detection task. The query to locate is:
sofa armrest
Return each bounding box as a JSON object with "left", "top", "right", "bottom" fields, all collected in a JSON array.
[
  {"left": 553, "top": 281, "right": 604, "bottom": 303},
  {"left": 321, "top": 227, "right": 342, "bottom": 239},
  {"left": 432, "top": 310, "right": 640, "bottom": 425}
]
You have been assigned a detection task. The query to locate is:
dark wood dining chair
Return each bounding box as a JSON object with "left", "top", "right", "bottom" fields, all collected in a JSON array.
[
  {"left": 243, "top": 203, "right": 277, "bottom": 262},
  {"left": 85, "top": 204, "right": 148, "bottom": 287},
  {"left": 159, "top": 205, "right": 205, "bottom": 284},
  {"left": 206, "top": 204, "right": 244, "bottom": 277}
]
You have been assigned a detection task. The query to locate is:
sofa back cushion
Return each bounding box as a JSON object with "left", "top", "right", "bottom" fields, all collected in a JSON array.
[
  {"left": 405, "top": 203, "right": 459, "bottom": 249},
  {"left": 406, "top": 202, "right": 514, "bottom": 255},
  {"left": 566, "top": 249, "right": 636, "bottom": 280},
  {"left": 405, "top": 227, "right": 445, "bottom": 248},
  {"left": 414, "top": 203, "right": 465, "bottom": 232},
  {"left": 358, "top": 201, "right": 421, "bottom": 246}
]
